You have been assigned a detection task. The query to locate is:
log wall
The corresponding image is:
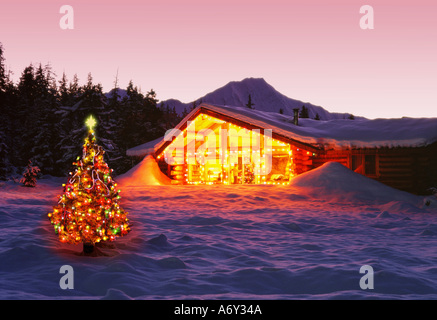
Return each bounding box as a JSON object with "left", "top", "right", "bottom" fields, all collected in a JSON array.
[{"left": 312, "top": 142, "right": 437, "bottom": 195}]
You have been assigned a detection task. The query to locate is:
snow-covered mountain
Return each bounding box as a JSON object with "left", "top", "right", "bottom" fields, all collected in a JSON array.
[
  {"left": 106, "top": 78, "right": 362, "bottom": 120},
  {"left": 105, "top": 88, "right": 129, "bottom": 101},
  {"left": 158, "top": 78, "right": 363, "bottom": 120}
]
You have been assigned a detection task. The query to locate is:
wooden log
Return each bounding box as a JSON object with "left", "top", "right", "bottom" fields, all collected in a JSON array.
[
  {"left": 379, "top": 167, "right": 413, "bottom": 173},
  {"left": 171, "top": 180, "right": 184, "bottom": 185},
  {"left": 171, "top": 174, "right": 184, "bottom": 180}
]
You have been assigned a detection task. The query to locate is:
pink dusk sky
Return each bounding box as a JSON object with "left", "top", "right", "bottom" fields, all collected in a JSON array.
[{"left": 1, "top": 0, "right": 436, "bottom": 119}]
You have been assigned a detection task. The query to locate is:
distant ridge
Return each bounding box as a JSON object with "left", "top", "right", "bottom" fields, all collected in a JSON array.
[
  {"left": 106, "top": 78, "right": 363, "bottom": 120},
  {"left": 158, "top": 78, "right": 364, "bottom": 120}
]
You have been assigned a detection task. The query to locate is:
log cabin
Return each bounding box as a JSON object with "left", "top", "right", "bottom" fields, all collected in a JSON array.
[{"left": 127, "top": 103, "right": 437, "bottom": 195}]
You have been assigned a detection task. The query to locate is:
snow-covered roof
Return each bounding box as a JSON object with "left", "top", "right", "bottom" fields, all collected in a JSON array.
[
  {"left": 126, "top": 136, "right": 164, "bottom": 157},
  {"left": 127, "top": 103, "right": 437, "bottom": 157}
]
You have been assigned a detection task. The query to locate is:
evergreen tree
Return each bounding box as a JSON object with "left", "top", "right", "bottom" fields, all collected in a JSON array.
[
  {"left": 314, "top": 113, "right": 320, "bottom": 120},
  {"left": 80, "top": 73, "right": 106, "bottom": 118},
  {"left": 279, "top": 108, "right": 284, "bottom": 114},
  {"left": 160, "top": 102, "right": 181, "bottom": 133},
  {"left": 191, "top": 100, "right": 197, "bottom": 111},
  {"left": 105, "top": 71, "right": 130, "bottom": 174},
  {"left": 119, "top": 80, "right": 145, "bottom": 150},
  {"left": 0, "top": 43, "right": 9, "bottom": 179},
  {"left": 0, "top": 68, "right": 18, "bottom": 178},
  {"left": 143, "top": 88, "right": 164, "bottom": 139},
  {"left": 145, "top": 89, "right": 159, "bottom": 110},
  {"left": 31, "top": 64, "right": 59, "bottom": 174},
  {"left": 16, "top": 64, "right": 38, "bottom": 166},
  {"left": 246, "top": 94, "right": 255, "bottom": 109},
  {"left": 20, "top": 159, "right": 41, "bottom": 187},
  {"left": 58, "top": 72, "right": 70, "bottom": 106},
  {"left": 78, "top": 73, "right": 124, "bottom": 174},
  {"left": 48, "top": 116, "right": 130, "bottom": 255},
  {"left": 54, "top": 73, "right": 95, "bottom": 176},
  {"left": 0, "top": 130, "right": 9, "bottom": 180},
  {"left": 348, "top": 114, "right": 355, "bottom": 120},
  {"left": 108, "top": 70, "right": 121, "bottom": 109},
  {"left": 69, "top": 74, "right": 81, "bottom": 101},
  {"left": 0, "top": 47, "right": 171, "bottom": 178},
  {"left": 0, "top": 42, "right": 6, "bottom": 102},
  {"left": 299, "top": 105, "right": 309, "bottom": 118},
  {"left": 17, "top": 65, "right": 37, "bottom": 107}
]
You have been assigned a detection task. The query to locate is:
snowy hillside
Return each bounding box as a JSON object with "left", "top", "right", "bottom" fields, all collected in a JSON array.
[
  {"left": 105, "top": 88, "right": 129, "bottom": 101},
  {"left": 157, "top": 78, "right": 361, "bottom": 120}
]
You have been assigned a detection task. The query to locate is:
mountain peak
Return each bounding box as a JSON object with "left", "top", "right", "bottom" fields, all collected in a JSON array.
[
  {"left": 159, "top": 78, "right": 361, "bottom": 120},
  {"left": 236, "top": 77, "right": 268, "bottom": 84},
  {"left": 224, "top": 77, "right": 271, "bottom": 92}
]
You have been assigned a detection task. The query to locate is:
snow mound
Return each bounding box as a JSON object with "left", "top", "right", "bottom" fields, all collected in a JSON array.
[
  {"left": 116, "top": 155, "right": 172, "bottom": 187},
  {"left": 290, "top": 162, "right": 422, "bottom": 205},
  {"left": 380, "top": 200, "right": 430, "bottom": 214},
  {"left": 146, "top": 234, "right": 173, "bottom": 249},
  {"left": 101, "top": 288, "right": 133, "bottom": 300},
  {"left": 377, "top": 211, "right": 392, "bottom": 219}
]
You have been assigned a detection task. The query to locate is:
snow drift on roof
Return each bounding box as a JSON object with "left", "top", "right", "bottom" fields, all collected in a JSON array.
[
  {"left": 126, "top": 137, "right": 164, "bottom": 157},
  {"left": 126, "top": 103, "right": 437, "bottom": 156},
  {"left": 204, "top": 104, "right": 437, "bottom": 149}
]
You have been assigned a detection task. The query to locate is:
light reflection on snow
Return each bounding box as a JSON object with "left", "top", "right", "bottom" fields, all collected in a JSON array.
[{"left": 0, "top": 167, "right": 437, "bottom": 299}]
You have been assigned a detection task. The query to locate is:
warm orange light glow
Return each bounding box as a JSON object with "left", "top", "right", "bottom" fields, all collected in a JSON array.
[{"left": 157, "top": 113, "right": 298, "bottom": 185}]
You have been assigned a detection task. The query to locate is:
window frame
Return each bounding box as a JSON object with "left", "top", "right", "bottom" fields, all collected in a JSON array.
[{"left": 350, "top": 153, "right": 379, "bottom": 178}]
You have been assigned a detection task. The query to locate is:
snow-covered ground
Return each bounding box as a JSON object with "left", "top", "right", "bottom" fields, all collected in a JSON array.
[{"left": 1, "top": 160, "right": 437, "bottom": 300}]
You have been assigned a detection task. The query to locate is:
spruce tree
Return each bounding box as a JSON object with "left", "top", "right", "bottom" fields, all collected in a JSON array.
[
  {"left": 0, "top": 130, "right": 9, "bottom": 180},
  {"left": 31, "top": 64, "right": 59, "bottom": 175},
  {"left": 0, "top": 42, "right": 6, "bottom": 99},
  {"left": 58, "top": 72, "right": 70, "bottom": 106},
  {"left": 246, "top": 94, "right": 255, "bottom": 109},
  {"left": 0, "top": 43, "right": 9, "bottom": 179},
  {"left": 20, "top": 160, "right": 41, "bottom": 187},
  {"left": 0, "top": 68, "right": 18, "bottom": 178},
  {"left": 191, "top": 100, "right": 197, "bottom": 111},
  {"left": 69, "top": 74, "right": 81, "bottom": 101},
  {"left": 299, "top": 105, "right": 309, "bottom": 118},
  {"left": 119, "top": 80, "right": 145, "bottom": 149},
  {"left": 144, "top": 88, "right": 163, "bottom": 140},
  {"left": 48, "top": 116, "right": 130, "bottom": 255},
  {"left": 105, "top": 70, "right": 130, "bottom": 174},
  {"left": 16, "top": 64, "right": 38, "bottom": 167}
]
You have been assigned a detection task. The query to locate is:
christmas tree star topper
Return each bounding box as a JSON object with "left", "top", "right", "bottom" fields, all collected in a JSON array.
[{"left": 86, "top": 115, "right": 97, "bottom": 130}]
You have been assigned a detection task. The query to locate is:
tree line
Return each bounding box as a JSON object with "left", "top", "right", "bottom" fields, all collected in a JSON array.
[{"left": 0, "top": 43, "right": 181, "bottom": 180}]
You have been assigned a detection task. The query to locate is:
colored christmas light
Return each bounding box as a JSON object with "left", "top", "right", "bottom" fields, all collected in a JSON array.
[{"left": 48, "top": 117, "right": 130, "bottom": 246}]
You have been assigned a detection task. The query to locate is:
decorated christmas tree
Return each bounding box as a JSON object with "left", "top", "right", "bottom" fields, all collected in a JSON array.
[
  {"left": 48, "top": 116, "right": 130, "bottom": 255},
  {"left": 244, "top": 164, "right": 255, "bottom": 184},
  {"left": 20, "top": 160, "right": 41, "bottom": 187}
]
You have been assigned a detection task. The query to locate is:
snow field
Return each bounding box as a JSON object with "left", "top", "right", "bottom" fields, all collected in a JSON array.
[{"left": 0, "top": 160, "right": 437, "bottom": 299}]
